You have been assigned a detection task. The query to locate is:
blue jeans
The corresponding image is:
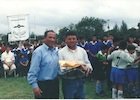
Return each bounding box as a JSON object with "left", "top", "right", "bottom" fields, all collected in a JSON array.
[{"left": 62, "top": 78, "right": 85, "bottom": 99}]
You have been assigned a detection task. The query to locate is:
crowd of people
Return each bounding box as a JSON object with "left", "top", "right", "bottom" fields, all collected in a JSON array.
[
  {"left": 1, "top": 30, "right": 140, "bottom": 99},
  {"left": 76, "top": 34, "right": 140, "bottom": 99},
  {"left": 0, "top": 39, "right": 41, "bottom": 78}
]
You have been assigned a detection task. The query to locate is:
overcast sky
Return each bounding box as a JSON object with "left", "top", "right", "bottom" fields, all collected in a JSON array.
[{"left": 1, "top": 0, "right": 140, "bottom": 35}]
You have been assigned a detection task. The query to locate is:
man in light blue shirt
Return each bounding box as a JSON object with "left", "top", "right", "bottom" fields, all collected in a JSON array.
[{"left": 27, "top": 30, "right": 60, "bottom": 99}]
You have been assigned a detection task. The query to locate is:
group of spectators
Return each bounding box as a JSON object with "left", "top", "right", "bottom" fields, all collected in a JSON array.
[
  {"left": 76, "top": 34, "right": 140, "bottom": 98},
  {"left": 0, "top": 40, "right": 40, "bottom": 77}
]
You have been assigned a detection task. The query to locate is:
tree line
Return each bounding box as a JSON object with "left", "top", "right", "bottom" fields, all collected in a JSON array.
[
  {"left": 1, "top": 16, "right": 140, "bottom": 44},
  {"left": 57, "top": 16, "right": 140, "bottom": 43}
]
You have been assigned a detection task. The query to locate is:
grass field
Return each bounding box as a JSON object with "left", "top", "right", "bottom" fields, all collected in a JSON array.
[{"left": 0, "top": 77, "right": 111, "bottom": 99}]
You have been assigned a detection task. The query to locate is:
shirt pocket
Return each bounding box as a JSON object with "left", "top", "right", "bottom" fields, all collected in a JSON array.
[{"left": 41, "top": 54, "right": 51, "bottom": 66}]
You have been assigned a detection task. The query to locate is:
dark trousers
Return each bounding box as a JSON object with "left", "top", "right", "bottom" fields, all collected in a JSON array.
[
  {"left": 106, "top": 66, "right": 112, "bottom": 88},
  {"left": 20, "top": 65, "right": 29, "bottom": 77},
  {"left": 35, "top": 79, "right": 59, "bottom": 99}
]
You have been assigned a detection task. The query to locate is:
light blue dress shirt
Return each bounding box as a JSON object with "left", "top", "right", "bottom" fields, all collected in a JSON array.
[{"left": 27, "top": 43, "right": 60, "bottom": 89}]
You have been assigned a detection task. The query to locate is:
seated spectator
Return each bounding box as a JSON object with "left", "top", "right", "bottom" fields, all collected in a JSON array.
[
  {"left": 1, "top": 44, "right": 16, "bottom": 75},
  {"left": 19, "top": 53, "right": 29, "bottom": 78}
]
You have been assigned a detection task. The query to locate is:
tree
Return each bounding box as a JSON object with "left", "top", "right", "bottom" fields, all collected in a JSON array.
[
  {"left": 120, "top": 20, "right": 128, "bottom": 37},
  {"left": 75, "top": 16, "right": 106, "bottom": 40},
  {"left": 137, "top": 22, "right": 140, "bottom": 34},
  {"left": 110, "top": 24, "right": 120, "bottom": 37},
  {"left": 128, "top": 27, "right": 137, "bottom": 37},
  {"left": 57, "top": 27, "right": 69, "bottom": 43},
  {"left": 1, "top": 34, "right": 8, "bottom": 44},
  {"left": 29, "top": 32, "right": 37, "bottom": 43},
  {"left": 68, "top": 23, "right": 76, "bottom": 30}
]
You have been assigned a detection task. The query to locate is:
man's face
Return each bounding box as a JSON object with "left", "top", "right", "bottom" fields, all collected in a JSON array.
[
  {"left": 34, "top": 41, "right": 38, "bottom": 45},
  {"left": 103, "top": 36, "right": 108, "bottom": 41},
  {"left": 92, "top": 36, "right": 97, "bottom": 41},
  {"left": 129, "top": 37, "right": 134, "bottom": 43},
  {"left": 65, "top": 35, "right": 77, "bottom": 48},
  {"left": 129, "top": 50, "right": 135, "bottom": 54},
  {"left": 6, "top": 47, "right": 11, "bottom": 52},
  {"left": 81, "top": 39, "right": 85, "bottom": 43},
  {"left": 109, "top": 35, "right": 114, "bottom": 40},
  {"left": 77, "top": 38, "right": 80, "bottom": 43},
  {"left": 44, "top": 32, "right": 56, "bottom": 47}
]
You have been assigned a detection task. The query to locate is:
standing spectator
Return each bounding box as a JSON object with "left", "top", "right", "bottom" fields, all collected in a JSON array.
[
  {"left": 59, "top": 31, "right": 92, "bottom": 99},
  {"left": 19, "top": 40, "right": 25, "bottom": 50},
  {"left": 1, "top": 43, "right": 5, "bottom": 53},
  {"left": 11, "top": 44, "right": 20, "bottom": 66},
  {"left": 95, "top": 44, "right": 108, "bottom": 96},
  {"left": 21, "top": 43, "right": 30, "bottom": 59},
  {"left": 127, "top": 35, "right": 138, "bottom": 48},
  {"left": 60, "top": 40, "right": 66, "bottom": 48},
  {"left": 108, "top": 34, "right": 114, "bottom": 44},
  {"left": 28, "top": 47, "right": 33, "bottom": 67},
  {"left": 15, "top": 50, "right": 21, "bottom": 77},
  {"left": 25, "top": 39, "right": 31, "bottom": 46},
  {"left": 11, "top": 44, "right": 21, "bottom": 76},
  {"left": 33, "top": 40, "right": 39, "bottom": 50},
  {"left": 28, "top": 30, "right": 60, "bottom": 99},
  {"left": 77, "top": 36, "right": 87, "bottom": 49},
  {"left": 1, "top": 44, "right": 16, "bottom": 75},
  {"left": 85, "top": 35, "right": 100, "bottom": 81},
  {"left": 102, "top": 35, "right": 112, "bottom": 48}
]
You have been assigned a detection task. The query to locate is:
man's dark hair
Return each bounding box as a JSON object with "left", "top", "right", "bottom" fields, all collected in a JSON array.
[
  {"left": 103, "top": 34, "right": 108, "bottom": 37},
  {"left": 113, "top": 37, "right": 120, "bottom": 43},
  {"left": 129, "top": 35, "right": 135, "bottom": 38},
  {"left": 92, "top": 35, "right": 98, "bottom": 39},
  {"left": 44, "top": 30, "right": 55, "bottom": 37},
  {"left": 5, "top": 43, "right": 11, "bottom": 48},
  {"left": 34, "top": 39, "right": 38, "bottom": 42},
  {"left": 127, "top": 45, "right": 136, "bottom": 51},
  {"left": 119, "top": 40, "right": 127, "bottom": 50},
  {"left": 77, "top": 36, "right": 85, "bottom": 40},
  {"left": 109, "top": 34, "right": 114, "bottom": 36},
  {"left": 65, "top": 30, "right": 77, "bottom": 38},
  {"left": 101, "top": 44, "right": 108, "bottom": 50},
  {"left": 24, "top": 43, "right": 29, "bottom": 47}
]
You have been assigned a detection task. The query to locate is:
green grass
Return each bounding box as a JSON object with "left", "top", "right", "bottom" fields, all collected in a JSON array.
[{"left": 0, "top": 77, "right": 111, "bottom": 99}]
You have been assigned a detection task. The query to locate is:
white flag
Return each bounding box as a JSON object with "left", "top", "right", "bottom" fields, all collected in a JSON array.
[
  {"left": 8, "top": 34, "right": 14, "bottom": 42},
  {"left": 8, "top": 14, "right": 29, "bottom": 41}
]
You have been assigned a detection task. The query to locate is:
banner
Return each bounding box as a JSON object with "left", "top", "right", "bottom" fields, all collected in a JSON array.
[{"left": 8, "top": 14, "right": 29, "bottom": 41}]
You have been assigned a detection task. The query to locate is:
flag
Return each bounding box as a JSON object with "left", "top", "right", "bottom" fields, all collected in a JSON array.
[{"left": 8, "top": 14, "right": 29, "bottom": 41}]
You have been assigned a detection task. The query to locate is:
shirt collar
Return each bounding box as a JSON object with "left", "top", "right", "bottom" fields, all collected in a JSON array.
[
  {"left": 5, "top": 51, "right": 11, "bottom": 54},
  {"left": 66, "top": 45, "right": 77, "bottom": 52},
  {"left": 80, "top": 42, "right": 87, "bottom": 47},
  {"left": 103, "top": 40, "right": 110, "bottom": 45},
  {"left": 43, "top": 43, "right": 55, "bottom": 51},
  {"left": 98, "top": 50, "right": 106, "bottom": 56},
  {"left": 90, "top": 41, "right": 97, "bottom": 45}
]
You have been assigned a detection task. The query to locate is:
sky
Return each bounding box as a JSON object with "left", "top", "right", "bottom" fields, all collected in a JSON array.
[{"left": 1, "top": 0, "right": 140, "bottom": 35}]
